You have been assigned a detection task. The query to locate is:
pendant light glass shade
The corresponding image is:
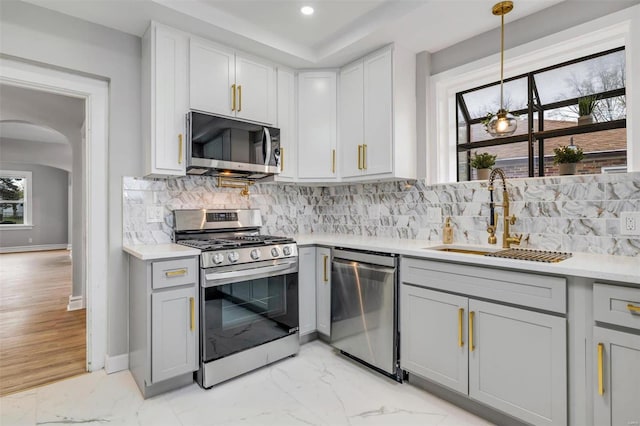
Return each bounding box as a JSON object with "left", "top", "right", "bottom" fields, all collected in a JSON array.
[
  {"left": 487, "top": 109, "right": 517, "bottom": 137},
  {"left": 491, "top": 1, "right": 516, "bottom": 137}
]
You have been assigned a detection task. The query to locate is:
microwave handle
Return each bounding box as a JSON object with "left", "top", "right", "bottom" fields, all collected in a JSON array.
[{"left": 263, "top": 127, "right": 272, "bottom": 166}]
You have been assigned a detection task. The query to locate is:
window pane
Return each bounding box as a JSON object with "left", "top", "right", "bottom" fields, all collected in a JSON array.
[
  {"left": 541, "top": 128, "right": 627, "bottom": 176},
  {"left": 458, "top": 151, "right": 469, "bottom": 181},
  {"left": 461, "top": 77, "right": 528, "bottom": 120},
  {"left": 0, "top": 177, "right": 26, "bottom": 225},
  {"left": 457, "top": 103, "right": 467, "bottom": 144},
  {"left": 469, "top": 142, "right": 531, "bottom": 180},
  {"left": 534, "top": 49, "right": 625, "bottom": 105}
]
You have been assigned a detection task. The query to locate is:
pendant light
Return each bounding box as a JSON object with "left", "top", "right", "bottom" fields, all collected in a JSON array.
[{"left": 487, "top": 1, "right": 517, "bottom": 137}]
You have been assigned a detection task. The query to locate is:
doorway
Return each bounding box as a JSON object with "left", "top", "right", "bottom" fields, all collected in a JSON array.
[{"left": 0, "top": 57, "right": 109, "bottom": 383}]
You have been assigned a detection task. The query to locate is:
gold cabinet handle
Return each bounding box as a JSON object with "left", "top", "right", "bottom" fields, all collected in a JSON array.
[
  {"left": 627, "top": 303, "right": 640, "bottom": 313},
  {"left": 165, "top": 269, "right": 187, "bottom": 278},
  {"left": 358, "top": 145, "right": 363, "bottom": 170},
  {"left": 458, "top": 308, "right": 464, "bottom": 347},
  {"left": 332, "top": 149, "right": 336, "bottom": 174},
  {"left": 190, "top": 297, "right": 195, "bottom": 332},
  {"left": 231, "top": 84, "right": 236, "bottom": 111},
  {"left": 597, "top": 342, "right": 604, "bottom": 395},
  {"left": 323, "top": 255, "right": 328, "bottom": 282},
  {"left": 178, "top": 134, "right": 183, "bottom": 164},
  {"left": 237, "top": 85, "right": 242, "bottom": 112},
  {"left": 280, "top": 147, "right": 284, "bottom": 171},
  {"left": 469, "top": 311, "right": 475, "bottom": 352},
  {"left": 363, "top": 144, "right": 367, "bottom": 170}
]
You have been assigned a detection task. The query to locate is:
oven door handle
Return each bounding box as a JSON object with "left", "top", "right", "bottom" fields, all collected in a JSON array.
[{"left": 204, "top": 261, "right": 297, "bottom": 285}]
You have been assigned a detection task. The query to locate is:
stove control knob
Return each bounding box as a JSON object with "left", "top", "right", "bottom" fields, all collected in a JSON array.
[
  {"left": 250, "top": 249, "right": 261, "bottom": 260},
  {"left": 213, "top": 253, "right": 224, "bottom": 265},
  {"left": 283, "top": 246, "right": 292, "bottom": 256},
  {"left": 228, "top": 251, "right": 240, "bottom": 263},
  {"left": 271, "top": 247, "right": 280, "bottom": 257}
]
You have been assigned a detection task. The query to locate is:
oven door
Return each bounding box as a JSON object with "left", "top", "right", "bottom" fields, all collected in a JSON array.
[{"left": 200, "top": 259, "right": 298, "bottom": 363}]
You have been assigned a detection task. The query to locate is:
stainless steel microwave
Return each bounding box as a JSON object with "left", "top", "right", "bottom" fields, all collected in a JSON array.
[{"left": 186, "top": 111, "right": 281, "bottom": 179}]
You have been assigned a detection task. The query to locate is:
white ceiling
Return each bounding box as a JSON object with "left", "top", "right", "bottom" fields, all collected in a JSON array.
[
  {"left": 0, "top": 121, "right": 69, "bottom": 145},
  {"left": 20, "top": 0, "right": 564, "bottom": 68}
]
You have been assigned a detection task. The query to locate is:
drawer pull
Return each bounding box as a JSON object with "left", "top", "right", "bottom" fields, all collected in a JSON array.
[
  {"left": 627, "top": 303, "right": 640, "bottom": 314},
  {"left": 165, "top": 269, "right": 187, "bottom": 278},
  {"left": 458, "top": 308, "right": 464, "bottom": 347},
  {"left": 597, "top": 343, "right": 604, "bottom": 395},
  {"left": 323, "top": 255, "right": 328, "bottom": 282}
]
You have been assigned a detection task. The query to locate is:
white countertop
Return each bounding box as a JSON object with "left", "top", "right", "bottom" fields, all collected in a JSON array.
[
  {"left": 122, "top": 235, "right": 639, "bottom": 284},
  {"left": 123, "top": 243, "right": 200, "bottom": 260},
  {"left": 293, "top": 233, "right": 640, "bottom": 285}
]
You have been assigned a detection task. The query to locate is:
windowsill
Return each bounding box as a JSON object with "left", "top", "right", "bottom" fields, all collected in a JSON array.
[{"left": 0, "top": 225, "right": 33, "bottom": 230}]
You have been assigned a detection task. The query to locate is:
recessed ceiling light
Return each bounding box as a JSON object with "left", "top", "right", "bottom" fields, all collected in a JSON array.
[{"left": 300, "top": 6, "right": 314, "bottom": 15}]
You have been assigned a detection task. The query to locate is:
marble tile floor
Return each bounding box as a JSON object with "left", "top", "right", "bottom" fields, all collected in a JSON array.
[{"left": 0, "top": 341, "right": 493, "bottom": 426}]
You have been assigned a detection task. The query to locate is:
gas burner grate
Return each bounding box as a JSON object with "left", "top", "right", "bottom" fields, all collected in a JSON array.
[{"left": 176, "top": 239, "right": 241, "bottom": 250}]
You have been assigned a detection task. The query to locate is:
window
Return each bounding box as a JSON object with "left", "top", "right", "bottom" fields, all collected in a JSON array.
[
  {"left": 0, "top": 170, "right": 32, "bottom": 228},
  {"left": 456, "top": 47, "right": 626, "bottom": 181}
]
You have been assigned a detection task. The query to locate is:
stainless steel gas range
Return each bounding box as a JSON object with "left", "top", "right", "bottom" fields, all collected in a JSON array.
[{"left": 173, "top": 209, "right": 299, "bottom": 389}]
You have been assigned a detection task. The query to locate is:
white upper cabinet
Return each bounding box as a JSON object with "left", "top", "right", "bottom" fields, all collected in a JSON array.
[
  {"left": 297, "top": 71, "right": 338, "bottom": 181},
  {"left": 339, "top": 45, "right": 416, "bottom": 181},
  {"left": 189, "top": 37, "right": 276, "bottom": 125},
  {"left": 275, "top": 68, "right": 297, "bottom": 181},
  {"left": 142, "top": 23, "right": 189, "bottom": 178}
]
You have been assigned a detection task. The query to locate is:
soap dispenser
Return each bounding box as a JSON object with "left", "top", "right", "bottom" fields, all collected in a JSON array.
[{"left": 443, "top": 217, "right": 454, "bottom": 244}]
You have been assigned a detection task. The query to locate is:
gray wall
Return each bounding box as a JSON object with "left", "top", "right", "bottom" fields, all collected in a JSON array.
[
  {"left": 0, "top": 162, "right": 68, "bottom": 248},
  {"left": 0, "top": 1, "right": 142, "bottom": 357},
  {"left": 430, "top": 0, "right": 640, "bottom": 75}
]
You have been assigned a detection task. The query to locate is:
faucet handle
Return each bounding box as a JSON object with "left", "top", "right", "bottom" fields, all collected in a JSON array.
[{"left": 509, "top": 214, "right": 517, "bottom": 225}]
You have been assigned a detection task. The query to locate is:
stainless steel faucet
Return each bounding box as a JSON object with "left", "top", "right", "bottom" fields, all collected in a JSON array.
[{"left": 486, "top": 168, "right": 522, "bottom": 248}]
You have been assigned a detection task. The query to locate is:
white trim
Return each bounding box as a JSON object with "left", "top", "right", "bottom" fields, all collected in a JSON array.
[
  {"left": 0, "top": 243, "right": 68, "bottom": 253},
  {"left": 0, "top": 169, "right": 32, "bottom": 226},
  {"left": 429, "top": 5, "right": 639, "bottom": 184},
  {"left": 104, "top": 353, "right": 129, "bottom": 374},
  {"left": 67, "top": 295, "right": 85, "bottom": 311},
  {"left": 0, "top": 58, "right": 109, "bottom": 372},
  {"left": 0, "top": 225, "right": 34, "bottom": 230}
]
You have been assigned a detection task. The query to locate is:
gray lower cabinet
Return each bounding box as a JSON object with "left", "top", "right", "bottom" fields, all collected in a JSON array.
[
  {"left": 129, "top": 255, "right": 199, "bottom": 398},
  {"left": 316, "top": 247, "right": 331, "bottom": 337},
  {"left": 400, "top": 257, "right": 567, "bottom": 426},
  {"left": 593, "top": 326, "right": 640, "bottom": 426},
  {"left": 468, "top": 299, "right": 567, "bottom": 426},
  {"left": 298, "top": 247, "right": 317, "bottom": 337}
]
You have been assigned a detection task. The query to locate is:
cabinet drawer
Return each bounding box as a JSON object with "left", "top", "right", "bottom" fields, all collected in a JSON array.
[
  {"left": 401, "top": 257, "right": 566, "bottom": 314},
  {"left": 152, "top": 258, "right": 198, "bottom": 289},
  {"left": 594, "top": 283, "right": 640, "bottom": 330}
]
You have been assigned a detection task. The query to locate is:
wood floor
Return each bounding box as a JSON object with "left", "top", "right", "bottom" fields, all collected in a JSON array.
[{"left": 0, "top": 250, "right": 86, "bottom": 396}]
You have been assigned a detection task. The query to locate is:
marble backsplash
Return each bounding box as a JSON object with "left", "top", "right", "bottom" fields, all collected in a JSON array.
[{"left": 123, "top": 172, "right": 640, "bottom": 256}]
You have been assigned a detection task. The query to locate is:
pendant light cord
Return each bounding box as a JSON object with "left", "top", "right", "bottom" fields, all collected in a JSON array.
[{"left": 500, "top": 9, "right": 504, "bottom": 111}]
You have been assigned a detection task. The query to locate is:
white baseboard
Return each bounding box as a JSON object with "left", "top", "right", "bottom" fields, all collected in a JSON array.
[
  {"left": 104, "top": 353, "right": 129, "bottom": 374},
  {"left": 0, "top": 244, "right": 69, "bottom": 253},
  {"left": 67, "top": 295, "right": 85, "bottom": 311}
]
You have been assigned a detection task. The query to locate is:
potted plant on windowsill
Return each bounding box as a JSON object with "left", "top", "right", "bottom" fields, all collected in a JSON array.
[
  {"left": 577, "top": 95, "right": 597, "bottom": 126},
  {"left": 553, "top": 142, "right": 584, "bottom": 175},
  {"left": 470, "top": 151, "right": 497, "bottom": 180}
]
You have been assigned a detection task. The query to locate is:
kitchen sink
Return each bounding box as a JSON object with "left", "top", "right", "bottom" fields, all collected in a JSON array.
[{"left": 425, "top": 245, "right": 572, "bottom": 263}]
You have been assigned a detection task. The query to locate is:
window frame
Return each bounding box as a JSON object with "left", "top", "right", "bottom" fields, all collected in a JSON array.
[
  {"left": 455, "top": 46, "right": 626, "bottom": 181},
  {"left": 428, "top": 11, "right": 637, "bottom": 185},
  {"left": 0, "top": 170, "right": 33, "bottom": 229}
]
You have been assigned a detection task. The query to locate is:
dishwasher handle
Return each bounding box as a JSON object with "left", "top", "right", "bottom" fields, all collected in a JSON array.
[
  {"left": 332, "top": 257, "right": 396, "bottom": 276},
  {"left": 332, "top": 248, "right": 396, "bottom": 268}
]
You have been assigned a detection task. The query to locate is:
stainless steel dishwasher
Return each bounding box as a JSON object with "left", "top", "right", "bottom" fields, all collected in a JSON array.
[{"left": 330, "top": 248, "right": 401, "bottom": 381}]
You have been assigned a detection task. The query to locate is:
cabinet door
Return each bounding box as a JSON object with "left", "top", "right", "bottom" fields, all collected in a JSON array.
[
  {"left": 593, "top": 326, "right": 640, "bottom": 426},
  {"left": 400, "top": 285, "right": 468, "bottom": 394},
  {"left": 151, "top": 25, "right": 188, "bottom": 176},
  {"left": 469, "top": 300, "right": 567, "bottom": 426},
  {"left": 276, "top": 68, "right": 297, "bottom": 179},
  {"left": 339, "top": 61, "right": 364, "bottom": 178},
  {"left": 363, "top": 48, "right": 393, "bottom": 176},
  {"left": 298, "top": 72, "right": 337, "bottom": 180},
  {"left": 189, "top": 38, "right": 235, "bottom": 117},
  {"left": 298, "top": 247, "right": 316, "bottom": 336},
  {"left": 151, "top": 286, "right": 197, "bottom": 383},
  {"left": 316, "top": 247, "right": 332, "bottom": 336},
  {"left": 235, "top": 54, "right": 276, "bottom": 125}
]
